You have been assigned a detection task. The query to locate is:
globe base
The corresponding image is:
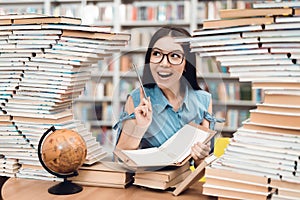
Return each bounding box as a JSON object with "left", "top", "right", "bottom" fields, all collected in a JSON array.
[{"left": 48, "top": 179, "right": 83, "bottom": 195}]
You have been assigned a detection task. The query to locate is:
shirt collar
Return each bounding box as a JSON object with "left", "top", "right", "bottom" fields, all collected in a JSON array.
[
  {"left": 153, "top": 84, "right": 190, "bottom": 114},
  {"left": 182, "top": 85, "right": 190, "bottom": 111}
]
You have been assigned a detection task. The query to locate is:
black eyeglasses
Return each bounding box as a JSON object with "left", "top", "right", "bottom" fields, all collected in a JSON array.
[{"left": 150, "top": 48, "right": 184, "bottom": 65}]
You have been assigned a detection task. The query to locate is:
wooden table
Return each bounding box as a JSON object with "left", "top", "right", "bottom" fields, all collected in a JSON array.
[{"left": 2, "top": 178, "right": 216, "bottom": 200}]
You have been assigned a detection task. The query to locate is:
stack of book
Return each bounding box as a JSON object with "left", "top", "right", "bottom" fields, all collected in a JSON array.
[
  {"left": 0, "top": 14, "right": 130, "bottom": 181},
  {"left": 133, "top": 162, "right": 191, "bottom": 190},
  {"left": 178, "top": 1, "right": 300, "bottom": 200},
  {"left": 0, "top": 156, "right": 20, "bottom": 177},
  {"left": 70, "top": 161, "right": 134, "bottom": 188}
]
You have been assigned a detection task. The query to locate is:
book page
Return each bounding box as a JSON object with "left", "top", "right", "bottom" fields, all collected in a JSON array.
[
  {"left": 121, "top": 147, "right": 174, "bottom": 167},
  {"left": 114, "top": 123, "right": 215, "bottom": 168},
  {"left": 160, "top": 124, "right": 210, "bottom": 163}
]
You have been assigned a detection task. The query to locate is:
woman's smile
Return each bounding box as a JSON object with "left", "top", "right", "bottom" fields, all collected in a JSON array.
[{"left": 157, "top": 71, "right": 173, "bottom": 78}]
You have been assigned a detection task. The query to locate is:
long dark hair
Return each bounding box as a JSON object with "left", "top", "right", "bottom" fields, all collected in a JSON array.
[{"left": 141, "top": 26, "right": 201, "bottom": 90}]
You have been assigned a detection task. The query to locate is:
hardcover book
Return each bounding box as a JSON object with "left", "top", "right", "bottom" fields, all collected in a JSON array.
[
  {"left": 70, "top": 161, "right": 134, "bottom": 188},
  {"left": 113, "top": 123, "right": 216, "bottom": 169}
]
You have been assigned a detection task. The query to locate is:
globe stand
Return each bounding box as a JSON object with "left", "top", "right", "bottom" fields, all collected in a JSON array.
[
  {"left": 48, "top": 178, "right": 83, "bottom": 195},
  {"left": 38, "top": 126, "right": 86, "bottom": 195}
]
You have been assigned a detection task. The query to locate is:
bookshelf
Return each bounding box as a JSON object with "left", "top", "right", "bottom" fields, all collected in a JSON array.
[
  {"left": 0, "top": 0, "right": 46, "bottom": 14},
  {"left": 0, "top": 0, "right": 255, "bottom": 151}
]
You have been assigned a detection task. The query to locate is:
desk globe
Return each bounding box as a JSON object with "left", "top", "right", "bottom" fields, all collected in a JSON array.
[{"left": 38, "top": 126, "right": 87, "bottom": 195}]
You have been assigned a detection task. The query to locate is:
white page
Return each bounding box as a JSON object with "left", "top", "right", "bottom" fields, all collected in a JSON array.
[{"left": 121, "top": 124, "right": 210, "bottom": 167}]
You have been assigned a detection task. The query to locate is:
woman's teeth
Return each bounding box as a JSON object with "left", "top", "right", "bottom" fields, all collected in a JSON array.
[{"left": 158, "top": 72, "right": 172, "bottom": 78}]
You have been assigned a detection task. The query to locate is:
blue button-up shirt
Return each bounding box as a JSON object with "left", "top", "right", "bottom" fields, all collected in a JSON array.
[{"left": 115, "top": 84, "right": 212, "bottom": 149}]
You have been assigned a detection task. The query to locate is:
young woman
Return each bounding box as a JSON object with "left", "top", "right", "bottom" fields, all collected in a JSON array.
[{"left": 114, "top": 26, "right": 217, "bottom": 167}]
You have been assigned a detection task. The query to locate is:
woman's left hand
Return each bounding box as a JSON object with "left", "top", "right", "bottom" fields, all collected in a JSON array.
[{"left": 191, "top": 141, "right": 211, "bottom": 163}]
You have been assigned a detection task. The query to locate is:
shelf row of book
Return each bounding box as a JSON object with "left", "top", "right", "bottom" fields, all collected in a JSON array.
[
  {"left": 73, "top": 103, "right": 113, "bottom": 123},
  {"left": 73, "top": 101, "right": 251, "bottom": 137},
  {"left": 98, "top": 53, "right": 258, "bottom": 81},
  {"left": 0, "top": 0, "right": 249, "bottom": 26},
  {"left": 78, "top": 77, "right": 258, "bottom": 103},
  {"left": 79, "top": 75, "right": 141, "bottom": 99},
  {"left": 0, "top": 5, "right": 44, "bottom": 16},
  {"left": 80, "top": 0, "right": 249, "bottom": 25}
]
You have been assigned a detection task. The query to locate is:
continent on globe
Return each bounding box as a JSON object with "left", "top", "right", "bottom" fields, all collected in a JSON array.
[{"left": 41, "top": 129, "right": 87, "bottom": 175}]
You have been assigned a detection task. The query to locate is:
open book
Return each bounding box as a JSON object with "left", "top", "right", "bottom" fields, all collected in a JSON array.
[{"left": 113, "top": 123, "right": 216, "bottom": 169}]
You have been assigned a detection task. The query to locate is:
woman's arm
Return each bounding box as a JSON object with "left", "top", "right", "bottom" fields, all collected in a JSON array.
[
  {"left": 191, "top": 97, "right": 213, "bottom": 167},
  {"left": 116, "top": 88, "right": 152, "bottom": 150},
  {"left": 201, "top": 96, "right": 213, "bottom": 128}
]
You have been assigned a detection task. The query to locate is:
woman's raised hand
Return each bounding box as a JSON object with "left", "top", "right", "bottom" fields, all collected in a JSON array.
[{"left": 134, "top": 87, "right": 152, "bottom": 128}]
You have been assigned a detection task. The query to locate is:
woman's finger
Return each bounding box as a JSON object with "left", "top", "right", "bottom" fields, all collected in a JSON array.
[
  {"left": 139, "top": 86, "right": 146, "bottom": 102},
  {"left": 141, "top": 96, "right": 152, "bottom": 112},
  {"left": 191, "top": 143, "right": 210, "bottom": 159}
]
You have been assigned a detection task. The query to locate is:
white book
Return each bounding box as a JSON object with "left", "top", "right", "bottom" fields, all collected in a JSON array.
[
  {"left": 0, "top": 24, "right": 43, "bottom": 31},
  {"left": 191, "top": 43, "right": 259, "bottom": 52},
  {"left": 190, "top": 33, "right": 241, "bottom": 41},
  {"left": 223, "top": 151, "right": 296, "bottom": 168},
  {"left": 35, "top": 52, "right": 97, "bottom": 62},
  {"left": 18, "top": 85, "right": 84, "bottom": 94},
  {"left": 252, "top": 77, "right": 300, "bottom": 83},
  {"left": 12, "top": 29, "right": 62, "bottom": 35},
  {"left": 8, "top": 35, "right": 60, "bottom": 40},
  {"left": 0, "top": 57, "right": 29, "bottom": 62},
  {"left": 0, "top": 53, "right": 33, "bottom": 57},
  {"left": 271, "top": 194, "right": 299, "bottom": 200},
  {"left": 51, "top": 44, "right": 113, "bottom": 54},
  {"left": 57, "top": 41, "right": 121, "bottom": 51},
  {"left": 24, "top": 70, "right": 91, "bottom": 78},
  {"left": 190, "top": 37, "right": 258, "bottom": 47},
  {"left": 270, "top": 48, "right": 300, "bottom": 54},
  {"left": 8, "top": 39, "right": 57, "bottom": 45},
  {"left": 16, "top": 44, "right": 52, "bottom": 49},
  {"left": 192, "top": 25, "right": 262, "bottom": 36},
  {"left": 30, "top": 57, "right": 83, "bottom": 66},
  {"left": 44, "top": 49, "right": 101, "bottom": 59},
  {"left": 21, "top": 77, "right": 87, "bottom": 86},
  {"left": 242, "top": 29, "right": 300, "bottom": 38},
  {"left": 222, "top": 59, "right": 294, "bottom": 67},
  {"left": 265, "top": 22, "right": 300, "bottom": 31},
  {"left": 60, "top": 36, "right": 127, "bottom": 46},
  {"left": 0, "top": 49, "right": 43, "bottom": 53},
  {"left": 233, "top": 132, "right": 300, "bottom": 151},
  {"left": 231, "top": 71, "right": 300, "bottom": 78},
  {"left": 24, "top": 61, "right": 79, "bottom": 70},
  {"left": 41, "top": 23, "right": 111, "bottom": 32},
  {"left": 197, "top": 48, "right": 269, "bottom": 57},
  {"left": 19, "top": 82, "right": 85, "bottom": 90},
  {"left": 226, "top": 142, "right": 299, "bottom": 162},
  {"left": 114, "top": 123, "right": 216, "bottom": 169},
  {"left": 5, "top": 108, "right": 65, "bottom": 115},
  {"left": 259, "top": 36, "right": 300, "bottom": 43},
  {"left": 22, "top": 73, "right": 90, "bottom": 82},
  {"left": 5, "top": 104, "right": 67, "bottom": 111},
  {"left": 253, "top": 2, "right": 300, "bottom": 8},
  {"left": 0, "top": 30, "right": 12, "bottom": 35},
  {"left": 219, "top": 156, "right": 296, "bottom": 178},
  {"left": 216, "top": 53, "right": 288, "bottom": 62}
]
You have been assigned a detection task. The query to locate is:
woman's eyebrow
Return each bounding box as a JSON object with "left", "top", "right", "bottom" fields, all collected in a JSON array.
[{"left": 152, "top": 47, "right": 183, "bottom": 54}]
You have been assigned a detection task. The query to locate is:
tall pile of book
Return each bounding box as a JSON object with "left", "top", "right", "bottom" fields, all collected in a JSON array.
[
  {"left": 0, "top": 14, "right": 130, "bottom": 181},
  {"left": 133, "top": 162, "right": 191, "bottom": 190},
  {"left": 70, "top": 161, "right": 134, "bottom": 188},
  {"left": 179, "top": 1, "right": 300, "bottom": 199}
]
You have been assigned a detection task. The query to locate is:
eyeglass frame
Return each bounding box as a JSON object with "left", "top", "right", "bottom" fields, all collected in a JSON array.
[{"left": 149, "top": 48, "right": 185, "bottom": 65}]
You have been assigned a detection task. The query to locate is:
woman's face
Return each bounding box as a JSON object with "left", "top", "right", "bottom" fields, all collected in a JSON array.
[{"left": 149, "top": 36, "right": 186, "bottom": 90}]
